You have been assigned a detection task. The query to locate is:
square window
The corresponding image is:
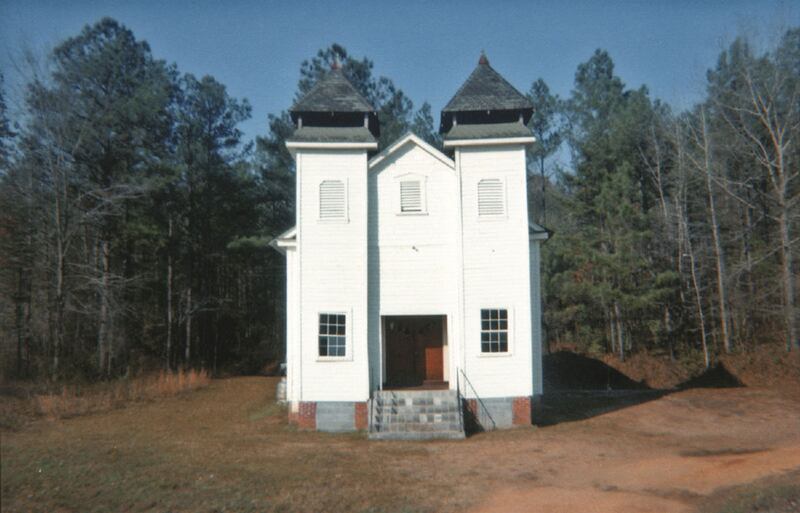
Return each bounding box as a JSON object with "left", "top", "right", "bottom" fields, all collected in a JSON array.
[{"left": 480, "top": 309, "right": 509, "bottom": 353}]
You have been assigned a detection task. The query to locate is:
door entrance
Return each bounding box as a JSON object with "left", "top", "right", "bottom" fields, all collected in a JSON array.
[{"left": 384, "top": 315, "right": 446, "bottom": 388}]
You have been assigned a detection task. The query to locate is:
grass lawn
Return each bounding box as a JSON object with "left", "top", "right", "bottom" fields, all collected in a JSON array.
[{"left": 2, "top": 377, "right": 799, "bottom": 513}]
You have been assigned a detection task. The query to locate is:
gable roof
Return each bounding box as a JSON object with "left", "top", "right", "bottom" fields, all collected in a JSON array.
[
  {"left": 290, "top": 68, "right": 375, "bottom": 114},
  {"left": 442, "top": 55, "right": 533, "bottom": 114},
  {"left": 368, "top": 132, "right": 454, "bottom": 171}
]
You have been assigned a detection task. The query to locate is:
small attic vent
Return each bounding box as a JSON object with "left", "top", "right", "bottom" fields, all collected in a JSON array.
[
  {"left": 400, "top": 180, "right": 423, "bottom": 213},
  {"left": 477, "top": 178, "right": 505, "bottom": 216},
  {"left": 319, "top": 180, "right": 346, "bottom": 220}
]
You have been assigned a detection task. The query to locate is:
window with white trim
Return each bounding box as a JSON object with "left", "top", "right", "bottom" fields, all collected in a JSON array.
[
  {"left": 477, "top": 178, "right": 505, "bottom": 216},
  {"left": 480, "top": 309, "right": 508, "bottom": 353},
  {"left": 318, "top": 313, "right": 346, "bottom": 357},
  {"left": 319, "top": 180, "right": 346, "bottom": 220},
  {"left": 400, "top": 180, "right": 423, "bottom": 213}
]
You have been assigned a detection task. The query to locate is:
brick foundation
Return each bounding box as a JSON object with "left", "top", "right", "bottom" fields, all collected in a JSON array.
[
  {"left": 354, "top": 402, "right": 368, "bottom": 430},
  {"left": 465, "top": 398, "right": 478, "bottom": 417},
  {"left": 297, "top": 401, "right": 317, "bottom": 430},
  {"left": 291, "top": 396, "right": 532, "bottom": 432},
  {"left": 512, "top": 396, "right": 532, "bottom": 426}
]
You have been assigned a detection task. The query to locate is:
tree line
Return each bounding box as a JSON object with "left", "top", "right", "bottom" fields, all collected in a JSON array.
[
  {"left": 0, "top": 19, "right": 437, "bottom": 379},
  {"left": 531, "top": 29, "right": 799, "bottom": 364},
  {"left": 0, "top": 18, "right": 796, "bottom": 381}
]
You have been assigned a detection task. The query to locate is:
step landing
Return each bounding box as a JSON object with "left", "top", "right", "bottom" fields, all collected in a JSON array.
[{"left": 368, "top": 389, "right": 465, "bottom": 440}]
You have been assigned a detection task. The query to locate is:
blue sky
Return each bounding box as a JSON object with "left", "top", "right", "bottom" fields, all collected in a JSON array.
[{"left": 1, "top": 0, "right": 797, "bottom": 147}]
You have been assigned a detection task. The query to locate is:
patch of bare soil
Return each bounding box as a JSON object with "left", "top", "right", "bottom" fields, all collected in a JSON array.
[
  {"left": 2, "top": 377, "right": 799, "bottom": 512},
  {"left": 468, "top": 388, "right": 800, "bottom": 513}
]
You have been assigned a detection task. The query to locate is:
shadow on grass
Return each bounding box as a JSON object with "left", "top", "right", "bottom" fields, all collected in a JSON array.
[
  {"left": 536, "top": 390, "right": 669, "bottom": 427},
  {"left": 536, "top": 352, "right": 745, "bottom": 427},
  {"left": 677, "top": 363, "right": 744, "bottom": 389},
  {"left": 544, "top": 351, "right": 651, "bottom": 391}
]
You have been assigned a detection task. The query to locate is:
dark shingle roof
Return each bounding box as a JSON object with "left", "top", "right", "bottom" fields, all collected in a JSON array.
[
  {"left": 287, "top": 126, "right": 376, "bottom": 144},
  {"left": 290, "top": 68, "right": 375, "bottom": 113},
  {"left": 444, "top": 122, "right": 533, "bottom": 141},
  {"left": 442, "top": 57, "right": 532, "bottom": 113}
]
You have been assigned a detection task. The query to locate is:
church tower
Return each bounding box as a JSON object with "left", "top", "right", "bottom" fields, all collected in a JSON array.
[
  {"left": 283, "top": 63, "right": 377, "bottom": 421},
  {"left": 441, "top": 53, "right": 547, "bottom": 401}
]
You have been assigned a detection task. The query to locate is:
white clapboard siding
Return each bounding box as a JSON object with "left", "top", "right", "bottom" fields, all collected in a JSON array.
[
  {"left": 287, "top": 133, "right": 540, "bottom": 404},
  {"left": 458, "top": 145, "right": 534, "bottom": 399},
  {"left": 319, "top": 179, "right": 346, "bottom": 219},
  {"left": 297, "top": 150, "right": 369, "bottom": 402},
  {"left": 368, "top": 141, "right": 459, "bottom": 389},
  {"left": 477, "top": 178, "right": 505, "bottom": 216}
]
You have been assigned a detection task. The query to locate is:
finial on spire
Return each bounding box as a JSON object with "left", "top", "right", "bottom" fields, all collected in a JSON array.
[
  {"left": 479, "top": 50, "right": 489, "bottom": 65},
  {"left": 331, "top": 56, "right": 341, "bottom": 71}
]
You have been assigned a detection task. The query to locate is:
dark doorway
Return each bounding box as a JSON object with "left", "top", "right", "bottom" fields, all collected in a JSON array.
[{"left": 384, "top": 315, "right": 446, "bottom": 388}]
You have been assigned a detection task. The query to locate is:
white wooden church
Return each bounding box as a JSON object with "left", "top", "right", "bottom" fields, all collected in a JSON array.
[{"left": 271, "top": 54, "right": 548, "bottom": 438}]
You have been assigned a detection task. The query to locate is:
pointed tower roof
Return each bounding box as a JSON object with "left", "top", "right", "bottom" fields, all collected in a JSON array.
[
  {"left": 288, "top": 65, "right": 379, "bottom": 144},
  {"left": 440, "top": 53, "right": 533, "bottom": 133},
  {"left": 290, "top": 67, "right": 375, "bottom": 115}
]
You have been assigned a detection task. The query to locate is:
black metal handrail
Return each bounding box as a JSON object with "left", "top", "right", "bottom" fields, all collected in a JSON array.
[{"left": 456, "top": 367, "right": 497, "bottom": 431}]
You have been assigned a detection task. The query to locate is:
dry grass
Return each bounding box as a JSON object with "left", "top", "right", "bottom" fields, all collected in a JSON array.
[
  {"left": 3, "top": 376, "right": 800, "bottom": 513},
  {"left": 696, "top": 469, "right": 800, "bottom": 513},
  {"left": 33, "top": 369, "right": 210, "bottom": 420}
]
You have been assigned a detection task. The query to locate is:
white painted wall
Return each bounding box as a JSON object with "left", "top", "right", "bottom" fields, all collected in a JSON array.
[
  {"left": 295, "top": 149, "right": 370, "bottom": 402},
  {"left": 286, "top": 137, "right": 541, "bottom": 403},
  {"left": 368, "top": 142, "right": 459, "bottom": 389},
  {"left": 457, "top": 145, "right": 534, "bottom": 399},
  {"left": 286, "top": 246, "right": 299, "bottom": 404},
  {"left": 530, "top": 240, "right": 544, "bottom": 396}
]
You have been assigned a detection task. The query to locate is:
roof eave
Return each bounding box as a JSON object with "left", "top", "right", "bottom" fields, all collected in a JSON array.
[
  {"left": 444, "top": 136, "right": 536, "bottom": 148},
  {"left": 529, "top": 222, "right": 553, "bottom": 242},
  {"left": 269, "top": 226, "right": 297, "bottom": 255},
  {"left": 285, "top": 140, "right": 378, "bottom": 156}
]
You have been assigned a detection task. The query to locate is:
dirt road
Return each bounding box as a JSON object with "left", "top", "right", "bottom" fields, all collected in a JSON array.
[
  {"left": 467, "top": 389, "right": 800, "bottom": 512},
  {"left": 2, "top": 377, "right": 799, "bottom": 512}
]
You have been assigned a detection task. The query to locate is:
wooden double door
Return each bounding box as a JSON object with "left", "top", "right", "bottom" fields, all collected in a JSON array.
[{"left": 384, "top": 315, "right": 445, "bottom": 387}]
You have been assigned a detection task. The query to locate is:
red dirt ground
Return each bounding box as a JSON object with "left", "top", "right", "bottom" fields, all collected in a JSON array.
[
  {"left": 2, "top": 376, "right": 799, "bottom": 512},
  {"left": 469, "top": 387, "right": 800, "bottom": 513}
]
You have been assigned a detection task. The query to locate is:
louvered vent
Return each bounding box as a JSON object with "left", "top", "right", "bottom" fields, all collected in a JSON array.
[
  {"left": 400, "top": 180, "right": 423, "bottom": 213},
  {"left": 319, "top": 180, "right": 346, "bottom": 219},
  {"left": 478, "top": 178, "right": 505, "bottom": 216}
]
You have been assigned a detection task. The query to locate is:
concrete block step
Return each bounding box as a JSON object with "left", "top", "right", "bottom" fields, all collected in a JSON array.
[
  {"left": 373, "top": 412, "right": 460, "bottom": 423},
  {"left": 374, "top": 405, "right": 459, "bottom": 415},
  {"left": 374, "top": 397, "right": 459, "bottom": 407},
  {"left": 373, "top": 422, "right": 462, "bottom": 433},
  {"left": 374, "top": 391, "right": 458, "bottom": 401},
  {"left": 369, "top": 390, "right": 465, "bottom": 440},
  {"left": 368, "top": 430, "right": 465, "bottom": 441}
]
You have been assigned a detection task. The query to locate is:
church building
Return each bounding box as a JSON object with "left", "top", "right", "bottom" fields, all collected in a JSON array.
[{"left": 271, "top": 54, "right": 548, "bottom": 438}]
